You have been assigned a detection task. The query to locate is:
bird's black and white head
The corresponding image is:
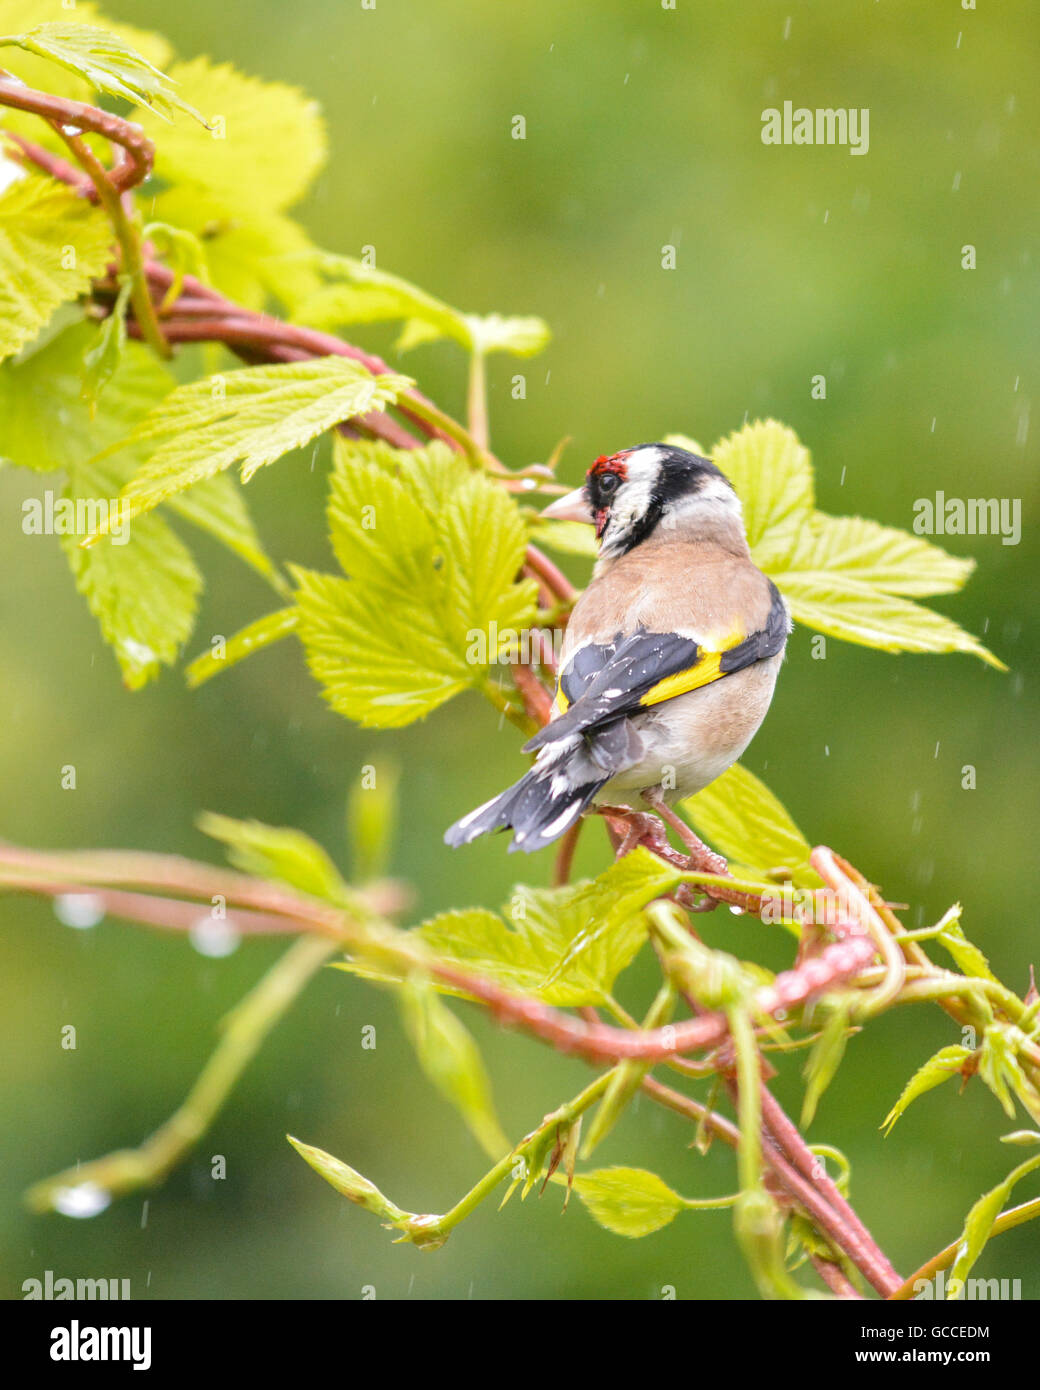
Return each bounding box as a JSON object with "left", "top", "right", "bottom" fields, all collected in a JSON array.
[{"left": 541, "top": 443, "right": 744, "bottom": 558}]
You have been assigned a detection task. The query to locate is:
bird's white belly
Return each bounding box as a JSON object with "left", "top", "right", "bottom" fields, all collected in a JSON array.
[{"left": 590, "top": 655, "right": 782, "bottom": 804}]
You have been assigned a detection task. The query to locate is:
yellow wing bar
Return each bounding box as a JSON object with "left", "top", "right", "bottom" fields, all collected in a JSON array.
[{"left": 638, "top": 625, "right": 746, "bottom": 707}]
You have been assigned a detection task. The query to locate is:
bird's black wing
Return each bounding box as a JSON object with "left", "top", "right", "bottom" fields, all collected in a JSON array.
[{"left": 525, "top": 581, "right": 789, "bottom": 754}]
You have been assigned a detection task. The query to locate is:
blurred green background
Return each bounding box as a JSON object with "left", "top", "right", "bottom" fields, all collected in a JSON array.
[{"left": 2, "top": 0, "right": 1037, "bottom": 1300}]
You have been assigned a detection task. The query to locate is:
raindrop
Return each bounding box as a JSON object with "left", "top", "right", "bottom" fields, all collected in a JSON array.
[
  {"left": 53, "top": 1183, "right": 111, "bottom": 1219},
  {"left": 61, "top": 124, "right": 83, "bottom": 137},
  {"left": 121, "top": 638, "right": 157, "bottom": 667},
  {"left": 189, "top": 916, "right": 240, "bottom": 958},
  {"left": 521, "top": 477, "right": 537, "bottom": 490},
  {"left": 54, "top": 894, "right": 105, "bottom": 930}
]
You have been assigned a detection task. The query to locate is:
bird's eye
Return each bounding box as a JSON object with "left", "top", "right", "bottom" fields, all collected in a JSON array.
[{"left": 598, "top": 472, "right": 620, "bottom": 495}]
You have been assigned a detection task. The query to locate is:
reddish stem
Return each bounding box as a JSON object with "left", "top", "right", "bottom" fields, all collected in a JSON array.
[{"left": 0, "top": 76, "right": 153, "bottom": 194}]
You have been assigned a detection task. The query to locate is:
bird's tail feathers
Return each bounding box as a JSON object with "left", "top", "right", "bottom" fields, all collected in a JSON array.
[{"left": 444, "top": 764, "right": 608, "bottom": 854}]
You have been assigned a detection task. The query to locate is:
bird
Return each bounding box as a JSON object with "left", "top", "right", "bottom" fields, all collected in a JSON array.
[{"left": 444, "top": 442, "right": 791, "bottom": 867}]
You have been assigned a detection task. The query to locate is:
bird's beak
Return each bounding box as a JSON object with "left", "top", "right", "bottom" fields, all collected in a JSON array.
[{"left": 539, "top": 487, "right": 594, "bottom": 524}]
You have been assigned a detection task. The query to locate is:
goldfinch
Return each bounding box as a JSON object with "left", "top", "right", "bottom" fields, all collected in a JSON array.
[{"left": 445, "top": 443, "right": 790, "bottom": 857}]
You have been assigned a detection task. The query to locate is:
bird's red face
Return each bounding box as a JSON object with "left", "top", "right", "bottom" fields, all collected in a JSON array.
[{"left": 586, "top": 450, "right": 633, "bottom": 537}]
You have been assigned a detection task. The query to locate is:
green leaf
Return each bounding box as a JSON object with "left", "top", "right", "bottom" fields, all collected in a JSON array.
[
  {"left": 146, "top": 185, "right": 322, "bottom": 313},
  {"left": 0, "top": 320, "right": 173, "bottom": 471},
  {"left": 783, "top": 513, "right": 975, "bottom": 598},
  {"left": 801, "top": 999, "right": 856, "bottom": 1128},
  {"left": 527, "top": 516, "right": 599, "bottom": 558},
  {"left": 186, "top": 607, "right": 298, "bottom": 690},
  {"left": 777, "top": 571, "right": 1005, "bottom": 668},
  {"left": 164, "top": 472, "right": 284, "bottom": 591},
  {"left": 287, "top": 1136, "right": 408, "bottom": 1223},
  {"left": 92, "top": 357, "right": 411, "bottom": 529},
  {"left": 0, "top": 173, "right": 111, "bottom": 362},
  {"left": 292, "top": 252, "right": 550, "bottom": 358},
  {"left": 81, "top": 278, "right": 132, "bottom": 410},
  {"left": 136, "top": 57, "right": 326, "bottom": 211},
  {"left": 532, "top": 848, "right": 677, "bottom": 994},
  {"left": 198, "top": 812, "right": 352, "bottom": 906},
  {"left": 572, "top": 1167, "right": 685, "bottom": 1238},
  {"left": 141, "top": 220, "right": 211, "bottom": 310},
  {"left": 881, "top": 1045, "right": 973, "bottom": 1136},
  {"left": 0, "top": 321, "right": 203, "bottom": 686},
  {"left": 937, "top": 917, "right": 998, "bottom": 983},
  {"left": 294, "top": 258, "right": 468, "bottom": 346},
  {"left": 0, "top": 1, "right": 171, "bottom": 150},
  {"left": 0, "top": 22, "right": 206, "bottom": 123},
  {"left": 734, "top": 1187, "right": 810, "bottom": 1299},
  {"left": 292, "top": 440, "right": 538, "bottom": 728},
  {"left": 977, "top": 1025, "right": 1040, "bottom": 1124},
  {"left": 337, "top": 851, "right": 659, "bottom": 1007},
  {"left": 0, "top": 320, "right": 279, "bottom": 673},
  {"left": 683, "top": 762, "right": 821, "bottom": 890},
  {"left": 347, "top": 761, "right": 399, "bottom": 882},
  {"left": 466, "top": 313, "right": 550, "bottom": 357},
  {"left": 61, "top": 454, "right": 201, "bottom": 689},
  {"left": 947, "top": 1152, "right": 1040, "bottom": 1293},
  {"left": 583, "top": 983, "right": 676, "bottom": 1156},
  {"left": 424, "top": 910, "right": 531, "bottom": 987},
  {"left": 698, "top": 418, "right": 1002, "bottom": 668},
  {"left": 397, "top": 975, "right": 507, "bottom": 1159},
  {"left": 292, "top": 565, "right": 474, "bottom": 728},
  {"left": 710, "top": 419, "right": 814, "bottom": 568}
]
